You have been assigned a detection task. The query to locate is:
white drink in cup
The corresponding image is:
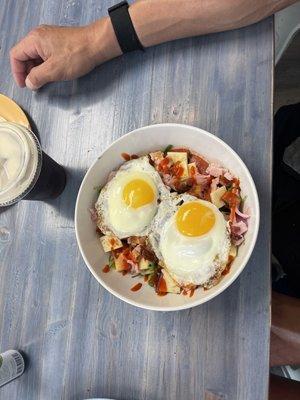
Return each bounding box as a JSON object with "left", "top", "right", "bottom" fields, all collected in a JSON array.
[{"left": 0, "top": 122, "right": 66, "bottom": 207}]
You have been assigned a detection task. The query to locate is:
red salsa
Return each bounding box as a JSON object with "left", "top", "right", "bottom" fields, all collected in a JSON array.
[{"left": 131, "top": 282, "right": 143, "bottom": 292}]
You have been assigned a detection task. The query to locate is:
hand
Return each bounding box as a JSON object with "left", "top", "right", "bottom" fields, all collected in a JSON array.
[{"left": 10, "top": 18, "right": 121, "bottom": 90}]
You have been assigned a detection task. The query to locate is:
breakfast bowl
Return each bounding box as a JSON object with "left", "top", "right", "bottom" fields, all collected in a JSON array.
[{"left": 75, "top": 124, "right": 259, "bottom": 311}]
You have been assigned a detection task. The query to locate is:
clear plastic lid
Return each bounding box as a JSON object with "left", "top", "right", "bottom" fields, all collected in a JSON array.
[{"left": 0, "top": 122, "right": 42, "bottom": 206}]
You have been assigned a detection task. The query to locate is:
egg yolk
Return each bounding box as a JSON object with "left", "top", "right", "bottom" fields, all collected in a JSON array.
[
  {"left": 123, "top": 179, "right": 155, "bottom": 208},
  {"left": 176, "top": 202, "right": 215, "bottom": 237}
]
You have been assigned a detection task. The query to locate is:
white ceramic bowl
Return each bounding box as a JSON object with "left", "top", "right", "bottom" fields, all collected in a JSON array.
[{"left": 75, "top": 124, "right": 259, "bottom": 311}]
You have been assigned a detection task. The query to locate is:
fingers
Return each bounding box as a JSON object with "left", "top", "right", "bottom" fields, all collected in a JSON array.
[
  {"left": 10, "top": 35, "right": 43, "bottom": 88},
  {"left": 25, "top": 59, "right": 56, "bottom": 90}
]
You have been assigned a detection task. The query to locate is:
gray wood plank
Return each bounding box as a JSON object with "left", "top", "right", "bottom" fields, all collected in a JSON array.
[{"left": 0, "top": 1, "right": 273, "bottom": 399}]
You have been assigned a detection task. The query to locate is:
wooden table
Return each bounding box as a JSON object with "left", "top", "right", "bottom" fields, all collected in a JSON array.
[{"left": 0, "top": 1, "right": 273, "bottom": 399}]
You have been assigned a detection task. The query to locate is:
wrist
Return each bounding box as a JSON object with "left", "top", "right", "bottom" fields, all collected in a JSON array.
[{"left": 87, "top": 17, "right": 122, "bottom": 66}]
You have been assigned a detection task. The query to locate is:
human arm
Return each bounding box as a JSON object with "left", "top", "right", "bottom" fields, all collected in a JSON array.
[{"left": 10, "top": 0, "right": 298, "bottom": 90}]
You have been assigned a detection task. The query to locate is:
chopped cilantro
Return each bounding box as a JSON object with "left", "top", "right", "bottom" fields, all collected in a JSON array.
[
  {"left": 108, "top": 255, "right": 116, "bottom": 269},
  {"left": 219, "top": 205, "right": 230, "bottom": 213},
  {"left": 163, "top": 144, "right": 173, "bottom": 155},
  {"left": 239, "top": 195, "right": 247, "bottom": 211}
]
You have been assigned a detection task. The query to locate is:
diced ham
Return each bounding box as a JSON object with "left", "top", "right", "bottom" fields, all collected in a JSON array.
[
  {"left": 210, "top": 177, "right": 220, "bottom": 192},
  {"left": 190, "top": 154, "right": 209, "bottom": 174},
  {"left": 206, "top": 163, "right": 224, "bottom": 177},
  {"left": 126, "top": 259, "right": 139, "bottom": 274},
  {"left": 235, "top": 208, "right": 250, "bottom": 220},
  {"left": 131, "top": 244, "right": 142, "bottom": 259},
  {"left": 162, "top": 173, "right": 176, "bottom": 188},
  {"left": 127, "top": 236, "right": 147, "bottom": 246},
  {"left": 224, "top": 171, "right": 233, "bottom": 181},
  {"left": 232, "top": 236, "right": 245, "bottom": 246},
  {"left": 195, "top": 173, "right": 211, "bottom": 186},
  {"left": 206, "top": 163, "right": 233, "bottom": 182},
  {"left": 231, "top": 220, "right": 248, "bottom": 236},
  {"left": 188, "top": 178, "right": 212, "bottom": 200},
  {"left": 174, "top": 178, "right": 194, "bottom": 193},
  {"left": 171, "top": 147, "right": 190, "bottom": 154},
  {"left": 140, "top": 246, "right": 158, "bottom": 263},
  {"left": 149, "top": 151, "right": 164, "bottom": 167}
]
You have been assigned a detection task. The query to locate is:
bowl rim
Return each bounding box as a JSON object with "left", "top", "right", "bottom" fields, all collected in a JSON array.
[{"left": 75, "top": 123, "right": 260, "bottom": 311}]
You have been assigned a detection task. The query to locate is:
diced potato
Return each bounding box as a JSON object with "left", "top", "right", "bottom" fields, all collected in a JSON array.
[
  {"left": 188, "top": 162, "right": 197, "bottom": 177},
  {"left": 100, "top": 235, "right": 123, "bottom": 253},
  {"left": 149, "top": 151, "right": 164, "bottom": 164},
  {"left": 167, "top": 152, "right": 189, "bottom": 179},
  {"left": 131, "top": 246, "right": 141, "bottom": 261},
  {"left": 162, "top": 269, "right": 181, "bottom": 294},
  {"left": 229, "top": 245, "right": 237, "bottom": 258},
  {"left": 139, "top": 257, "right": 153, "bottom": 270},
  {"left": 210, "top": 186, "right": 227, "bottom": 208},
  {"left": 114, "top": 253, "right": 127, "bottom": 271},
  {"left": 127, "top": 236, "right": 147, "bottom": 246}
]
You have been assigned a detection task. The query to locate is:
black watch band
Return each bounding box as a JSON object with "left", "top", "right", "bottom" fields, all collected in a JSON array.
[{"left": 108, "top": 1, "right": 144, "bottom": 54}]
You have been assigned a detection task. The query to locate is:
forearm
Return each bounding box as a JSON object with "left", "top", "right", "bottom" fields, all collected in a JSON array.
[
  {"left": 91, "top": 0, "right": 297, "bottom": 64},
  {"left": 128, "top": 0, "right": 298, "bottom": 47},
  {"left": 10, "top": 0, "right": 298, "bottom": 89}
]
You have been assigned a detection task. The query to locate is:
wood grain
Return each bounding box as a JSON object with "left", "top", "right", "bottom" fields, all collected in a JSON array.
[{"left": 0, "top": 1, "right": 273, "bottom": 399}]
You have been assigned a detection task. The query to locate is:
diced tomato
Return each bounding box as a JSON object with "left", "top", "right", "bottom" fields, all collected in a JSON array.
[
  {"left": 120, "top": 247, "right": 137, "bottom": 271},
  {"left": 232, "top": 177, "right": 240, "bottom": 187},
  {"left": 102, "top": 265, "right": 110, "bottom": 273},
  {"left": 122, "top": 260, "right": 132, "bottom": 271},
  {"left": 123, "top": 248, "right": 134, "bottom": 260},
  {"left": 170, "top": 161, "right": 184, "bottom": 178},
  {"left": 222, "top": 187, "right": 240, "bottom": 223},
  {"left": 158, "top": 157, "right": 170, "bottom": 173},
  {"left": 156, "top": 275, "right": 167, "bottom": 294},
  {"left": 221, "top": 190, "right": 240, "bottom": 208}
]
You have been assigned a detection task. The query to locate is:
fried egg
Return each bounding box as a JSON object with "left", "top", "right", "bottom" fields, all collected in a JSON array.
[
  {"left": 149, "top": 194, "right": 230, "bottom": 286},
  {"left": 96, "top": 156, "right": 169, "bottom": 238}
]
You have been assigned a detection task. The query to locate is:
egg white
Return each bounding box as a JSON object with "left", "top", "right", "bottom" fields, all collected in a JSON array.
[
  {"left": 149, "top": 195, "right": 231, "bottom": 286},
  {"left": 95, "top": 156, "right": 170, "bottom": 238}
]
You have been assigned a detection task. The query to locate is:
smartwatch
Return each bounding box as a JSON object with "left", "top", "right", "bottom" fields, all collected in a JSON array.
[{"left": 108, "top": 1, "right": 145, "bottom": 53}]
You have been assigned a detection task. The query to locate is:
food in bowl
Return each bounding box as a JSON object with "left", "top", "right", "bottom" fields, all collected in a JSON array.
[{"left": 91, "top": 146, "right": 249, "bottom": 297}]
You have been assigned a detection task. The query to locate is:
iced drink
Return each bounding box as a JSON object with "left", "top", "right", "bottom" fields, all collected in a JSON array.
[{"left": 0, "top": 122, "right": 66, "bottom": 206}]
